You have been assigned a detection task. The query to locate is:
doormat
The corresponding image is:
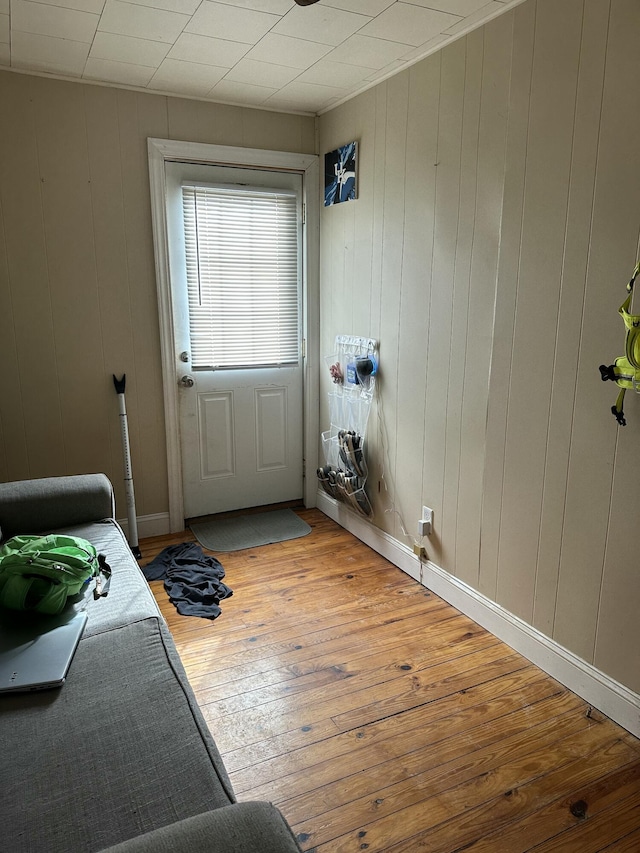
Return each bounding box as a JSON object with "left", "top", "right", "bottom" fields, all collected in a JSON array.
[{"left": 189, "top": 509, "right": 311, "bottom": 553}]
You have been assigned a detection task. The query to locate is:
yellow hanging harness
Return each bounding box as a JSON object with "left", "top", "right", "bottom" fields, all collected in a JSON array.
[{"left": 599, "top": 260, "right": 640, "bottom": 426}]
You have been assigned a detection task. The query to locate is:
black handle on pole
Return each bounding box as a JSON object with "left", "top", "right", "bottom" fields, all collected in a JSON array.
[{"left": 113, "top": 374, "right": 126, "bottom": 394}]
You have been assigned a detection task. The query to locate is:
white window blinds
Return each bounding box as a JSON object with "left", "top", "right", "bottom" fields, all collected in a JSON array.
[{"left": 181, "top": 182, "right": 300, "bottom": 369}]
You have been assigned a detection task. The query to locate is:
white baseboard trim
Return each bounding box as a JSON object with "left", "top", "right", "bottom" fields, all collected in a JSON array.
[
  {"left": 316, "top": 489, "right": 640, "bottom": 738},
  {"left": 117, "top": 512, "right": 171, "bottom": 540}
]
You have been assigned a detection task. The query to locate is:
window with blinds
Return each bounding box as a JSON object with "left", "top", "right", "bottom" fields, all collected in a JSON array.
[{"left": 181, "top": 182, "right": 300, "bottom": 369}]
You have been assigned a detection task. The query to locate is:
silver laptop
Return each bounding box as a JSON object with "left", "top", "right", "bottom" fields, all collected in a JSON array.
[{"left": 0, "top": 609, "right": 87, "bottom": 693}]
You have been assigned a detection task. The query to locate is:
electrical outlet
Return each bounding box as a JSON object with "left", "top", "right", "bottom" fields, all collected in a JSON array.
[{"left": 418, "top": 506, "right": 433, "bottom": 536}]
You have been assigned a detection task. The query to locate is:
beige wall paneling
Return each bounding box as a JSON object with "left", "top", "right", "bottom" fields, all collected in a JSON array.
[
  {"left": 321, "top": 186, "right": 342, "bottom": 346},
  {"left": 596, "top": 417, "right": 640, "bottom": 692},
  {"left": 319, "top": 101, "right": 349, "bottom": 344},
  {"left": 0, "top": 79, "right": 29, "bottom": 481},
  {"left": 241, "top": 107, "right": 316, "bottom": 154},
  {"left": 317, "top": 87, "right": 389, "bottom": 522},
  {"left": 32, "top": 78, "right": 110, "bottom": 479},
  {"left": 0, "top": 194, "right": 15, "bottom": 483},
  {"left": 167, "top": 99, "right": 244, "bottom": 147},
  {"left": 245, "top": 105, "right": 292, "bottom": 151},
  {"left": 592, "top": 1, "right": 640, "bottom": 694},
  {"left": 338, "top": 198, "right": 356, "bottom": 334},
  {"left": 321, "top": 87, "right": 384, "bottom": 520},
  {"left": 301, "top": 113, "right": 317, "bottom": 161},
  {"left": 454, "top": 14, "right": 511, "bottom": 589},
  {"left": 84, "top": 85, "right": 138, "bottom": 518},
  {"left": 562, "top": 0, "right": 640, "bottom": 684},
  {"left": 320, "top": 90, "right": 377, "bottom": 384},
  {"left": 317, "top": 0, "right": 640, "bottom": 699},
  {"left": 0, "top": 419, "right": 6, "bottom": 483},
  {"left": 340, "top": 164, "right": 357, "bottom": 333},
  {"left": 351, "top": 89, "right": 376, "bottom": 339},
  {"left": 368, "top": 84, "right": 388, "bottom": 357},
  {"left": 0, "top": 192, "right": 7, "bottom": 483},
  {"left": 395, "top": 57, "right": 439, "bottom": 558},
  {"left": 440, "top": 30, "right": 481, "bottom": 581},
  {"left": 377, "top": 73, "right": 409, "bottom": 541},
  {"left": 478, "top": 4, "right": 528, "bottom": 603},
  {"left": 322, "top": 89, "right": 383, "bottom": 335},
  {"left": 0, "top": 73, "right": 65, "bottom": 478},
  {"left": 165, "top": 99, "right": 316, "bottom": 154},
  {"left": 422, "top": 37, "right": 467, "bottom": 572},
  {"left": 320, "top": 97, "right": 353, "bottom": 340},
  {"left": 259, "top": 103, "right": 305, "bottom": 152},
  {"left": 494, "top": 0, "right": 583, "bottom": 622},
  {"left": 115, "top": 90, "right": 169, "bottom": 518},
  {"left": 554, "top": 0, "right": 640, "bottom": 663},
  {"left": 318, "top": 103, "right": 346, "bottom": 461},
  {"left": 532, "top": 0, "right": 611, "bottom": 637},
  {"left": 345, "top": 91, "right": 380, "bottom": 337},
  {"left": 364, "top": 85, "right": 388, "bottom": 524}
]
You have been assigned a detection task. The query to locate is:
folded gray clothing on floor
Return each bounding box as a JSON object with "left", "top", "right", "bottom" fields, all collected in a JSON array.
[{"left": 143, "top": 542, "right": 232, "bottom": 620}]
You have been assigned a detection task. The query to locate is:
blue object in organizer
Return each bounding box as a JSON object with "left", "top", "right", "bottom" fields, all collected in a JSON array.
[
  {"left": 356, "top": 356, "right": 377, "bottom": 382},
  {"left": 346, "top": 362, "right": 359, "bottom": 385},
  {"left": 346, "top": 355, "right": 377, "bottom": 386}
]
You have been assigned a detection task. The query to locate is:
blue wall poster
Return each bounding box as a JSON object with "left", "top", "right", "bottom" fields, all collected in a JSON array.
[{"left": 324, "top": 141, "right": 358, "bottom": 206}]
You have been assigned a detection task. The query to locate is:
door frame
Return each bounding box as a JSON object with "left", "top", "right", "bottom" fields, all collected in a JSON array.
[{"left": 148, "top": 137, "right": 320, "bottom": 532}]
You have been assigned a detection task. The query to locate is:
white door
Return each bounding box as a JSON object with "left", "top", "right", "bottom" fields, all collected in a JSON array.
[{"left": 165, "top": 162, "right": 304, "bottom": 518}]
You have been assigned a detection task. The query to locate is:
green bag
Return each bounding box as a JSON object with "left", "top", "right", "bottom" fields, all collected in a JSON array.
[
  {"left": 0, "top": 534, "right": 111, "bottom": 615},
  {"left": 599, "top": 261, "right": 640, "bottom": 425}
]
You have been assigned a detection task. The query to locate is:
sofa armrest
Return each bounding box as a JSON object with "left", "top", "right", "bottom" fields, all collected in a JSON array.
[
  {"left": 97, "top": 803, "right": 302, "bottom": 853},
  {"left": 0, "top": 474, "right": 115, "bottom": 540}
]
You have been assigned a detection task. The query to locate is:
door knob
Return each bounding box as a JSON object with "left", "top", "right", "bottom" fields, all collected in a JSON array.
[{"left": 179, "top": 374, "right": 194, "bottom": 387}]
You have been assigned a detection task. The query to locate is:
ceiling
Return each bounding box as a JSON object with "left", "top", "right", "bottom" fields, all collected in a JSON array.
[{"left": 0, "top": 0, "right": 523, "bottom": 115}]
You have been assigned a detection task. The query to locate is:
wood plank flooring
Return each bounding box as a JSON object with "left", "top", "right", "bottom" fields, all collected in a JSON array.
[{"left": 139, "top": 508, "right": 640, "bottom": 852}]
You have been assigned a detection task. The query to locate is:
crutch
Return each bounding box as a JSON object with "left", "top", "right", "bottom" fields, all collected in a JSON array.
[{"left": 113, "top": 374, "right": 141, "bottom": 559}]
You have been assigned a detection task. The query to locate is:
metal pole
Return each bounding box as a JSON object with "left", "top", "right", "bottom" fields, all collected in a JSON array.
[{"left": 113, "top": 374, "right": 141, "bottom": 559}]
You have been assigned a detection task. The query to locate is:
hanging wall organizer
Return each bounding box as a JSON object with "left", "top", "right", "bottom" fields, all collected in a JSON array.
[{"left": 317, "top": 335, "right": 378, "bottom": 517}]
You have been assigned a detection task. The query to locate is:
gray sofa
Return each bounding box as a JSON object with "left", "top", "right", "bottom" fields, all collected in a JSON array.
[{"left": 0, "top": 474, "right": 302, "bottom": 853}]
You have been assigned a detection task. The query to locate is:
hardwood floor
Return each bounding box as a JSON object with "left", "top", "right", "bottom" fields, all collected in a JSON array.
[{"left": 140, "top": 508, "right": 640, "bottom": 852}]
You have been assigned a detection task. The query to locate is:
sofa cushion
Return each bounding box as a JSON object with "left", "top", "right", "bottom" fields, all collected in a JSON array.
[
  {"left": 1, "top": 617, "right": 235, "bottom": 853},
  {"left": 97, "top": 803, "right": 302, "bottom": 853},
  {"left": 57, "top": 519, "right": 162, "bottom": 639},
  {"left": 0, "top": 474, "right": 114, "bottom": 540}
]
